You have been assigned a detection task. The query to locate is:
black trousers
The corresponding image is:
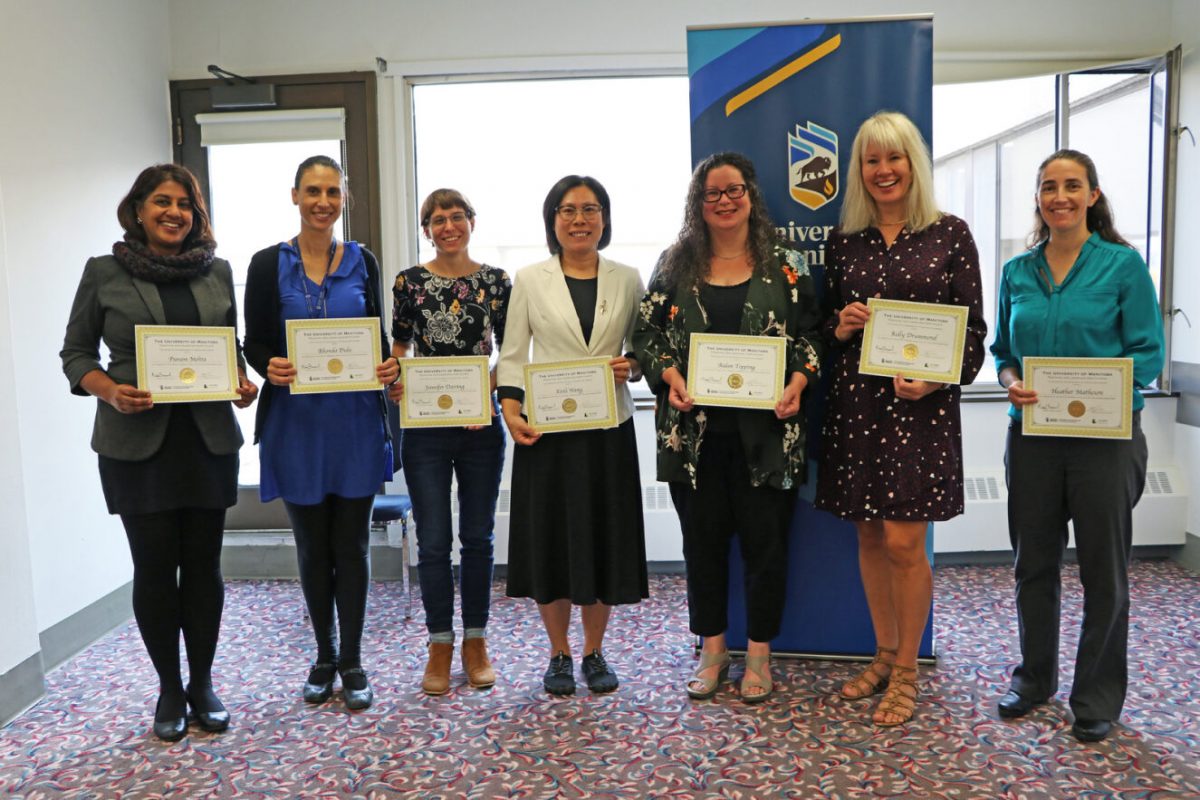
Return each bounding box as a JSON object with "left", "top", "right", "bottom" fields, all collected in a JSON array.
[
  {"left": 669, "top": 432, "right": 796, "bottom": 642},
  {"left": 120, "top": 509, "right": 227, "bottom": 694},
  {"left": 1004, "top": 416, "right": 1147, "bottom": 721},
  {"left": 284, "top": 495, "right": 374, "bottom": 668}
]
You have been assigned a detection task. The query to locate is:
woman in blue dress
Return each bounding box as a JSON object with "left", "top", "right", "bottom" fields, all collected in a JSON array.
[{"left": 244, "top": 155, "right": 398, "bottom": 710}]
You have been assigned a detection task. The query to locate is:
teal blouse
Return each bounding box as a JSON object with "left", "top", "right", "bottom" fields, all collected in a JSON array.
[{"left": 991, "top": 232, "right": 1164, "bottom": 419}]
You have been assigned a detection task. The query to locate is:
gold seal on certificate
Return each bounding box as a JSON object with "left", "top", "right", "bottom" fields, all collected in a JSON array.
[
  {"left": 399, "top": 356, "right": 491, "bottom": 428},
  {"left": 687, "top": 333, "right": 785, "bottom": 410},
  {"left": 1022, "top": 356, "right": 1134, "bottom": 439},
  {"left": 286, "top": 318, "right": 382, "bottom": 394},
  {"left": 135, "top": 325, "right": 239, "bottom": 403},
  {"left": 859, "top": 298, "right": 969, "bottom": 384},
  {"left": 524, "top": 357, "right": 618, "bottom": 433}
]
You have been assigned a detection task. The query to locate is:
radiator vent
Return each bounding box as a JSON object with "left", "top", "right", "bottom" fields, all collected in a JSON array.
[
  {"left": 964, "top": 474, "right": 1002, "bottom": 502},
  {"left": 1145, "top": 470, "right": 1174, "bottom": 495}
]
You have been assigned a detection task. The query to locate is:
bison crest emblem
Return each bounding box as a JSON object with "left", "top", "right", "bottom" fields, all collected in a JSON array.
[{"left": 788, "top": 121, "right": 839, "bottom": 210}]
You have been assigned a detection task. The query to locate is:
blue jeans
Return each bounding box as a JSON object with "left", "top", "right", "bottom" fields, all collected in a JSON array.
[{"left": 401, "top": 416, "right": 505, "bottom": 634}]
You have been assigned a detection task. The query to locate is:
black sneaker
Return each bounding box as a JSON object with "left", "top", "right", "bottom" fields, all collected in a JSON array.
[
  {"left": 543, "top": 651, "right": 575, "bottom": 696},
  {"left": 581, "top": 649, "right": 619, "bottom": 693}
]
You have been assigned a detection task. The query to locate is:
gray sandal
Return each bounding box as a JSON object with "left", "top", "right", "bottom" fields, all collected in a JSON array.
[{"left": 686, "top": 650, "right": 731, "bottom": 700}]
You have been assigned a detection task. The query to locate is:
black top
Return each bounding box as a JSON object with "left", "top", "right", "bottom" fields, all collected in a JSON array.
[
  {"left": 391, "top": 264, "right": 511, "bottom": 356},
  {"left": 564, "top": 275, "right": 598, "bottom": 345},
  {"left": 698, "top": 279, "right": 750, "bottom": 433}
]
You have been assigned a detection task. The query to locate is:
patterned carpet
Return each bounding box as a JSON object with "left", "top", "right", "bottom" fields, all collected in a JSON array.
[{"left": 1, "top": 561, "right": 1198, "bottom": 799}]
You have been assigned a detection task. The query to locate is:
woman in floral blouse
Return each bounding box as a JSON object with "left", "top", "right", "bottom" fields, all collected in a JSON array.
[
  {"left": 391, "top": 188, "right": 511, "bottom": 695},
  {"left": 633, "top": 152, "right": 823, "bottom": 703}
]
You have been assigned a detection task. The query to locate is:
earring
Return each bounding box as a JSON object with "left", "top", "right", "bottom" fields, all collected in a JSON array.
[{"left": 137, "top": 217, "right": 143, "bottom": 224}]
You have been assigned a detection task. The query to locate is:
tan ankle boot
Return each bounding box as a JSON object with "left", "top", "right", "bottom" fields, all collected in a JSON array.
[
  {"left": 422, "top": 642, "right": 453, "bottom": 695},
  {"left": 461, "top": 638, "right": 496, "bottom": 689}
]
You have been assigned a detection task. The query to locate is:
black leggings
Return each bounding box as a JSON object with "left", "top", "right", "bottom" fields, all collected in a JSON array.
[
  {"left": 121, "top": 509, "right": 226, "bottom": 695},
  {"left": 284, "top": 495, "right": 373, "bottom": 668}
]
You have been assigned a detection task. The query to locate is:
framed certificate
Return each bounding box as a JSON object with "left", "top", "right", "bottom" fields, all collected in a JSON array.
[
  {"left": 286, "top": 318, "right": 382, "bottom": 394},
  {"left": 524, "top": 357, "right": 618, "bottom": 433},
  {"left": 399, "top": 356, "right": 492, "bottom": 428},
  {"left": 1021, "top": 357, "right": 1133, "bottom": 439},
  {"left": 686, "top": 333, "right": 785, "bottom": 410},
  {"left": 135, "top": 325, "right": 239, "bottom": 403},
  {"left": 858, "top": 298, "right": 969, "bottom": 384}
]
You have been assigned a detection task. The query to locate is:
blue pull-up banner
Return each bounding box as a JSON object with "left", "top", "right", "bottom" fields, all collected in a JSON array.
[{"left": 687, "top": 16, "right": 935, "bottom": 658}]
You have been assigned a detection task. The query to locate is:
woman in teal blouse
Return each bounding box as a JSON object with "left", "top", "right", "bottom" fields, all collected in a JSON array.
[{"left": 990, "top": 149, "right": 1164, "bottom": 743}]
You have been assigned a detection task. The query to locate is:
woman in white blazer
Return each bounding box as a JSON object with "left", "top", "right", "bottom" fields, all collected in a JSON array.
[{"left": 497, "top": 175, "right": 648, "bottom": 696}]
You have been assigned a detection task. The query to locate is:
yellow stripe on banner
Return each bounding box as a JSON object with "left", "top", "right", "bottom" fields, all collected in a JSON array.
[{"left": 725, "top": 34, "right": 843, "bottom": 117}]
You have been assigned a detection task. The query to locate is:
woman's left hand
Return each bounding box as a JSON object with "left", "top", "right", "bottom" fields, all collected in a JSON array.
[
  {"left": 609, "top": 356, "right": 634, "bottom": 385},
  {"left": 775, "top": 372, "right": 808, "bottom": 419},
  {"left": 233, "top": 373, "right": 259, "bottom": 409},
  {"left": 377, "top": 357, "right": 399, "bottom": 386},
  {"left": 892, "top": 373, "right": 945, "bottom": 401}
]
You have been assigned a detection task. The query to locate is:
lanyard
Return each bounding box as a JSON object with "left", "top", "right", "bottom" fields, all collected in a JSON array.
[{"left": 293, "top": 238, "right": 337, "bottom": 318}]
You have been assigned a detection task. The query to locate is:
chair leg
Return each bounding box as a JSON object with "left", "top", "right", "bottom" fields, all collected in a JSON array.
[{"left": 401, "top": 517, "right": 413, "bottom": 620}]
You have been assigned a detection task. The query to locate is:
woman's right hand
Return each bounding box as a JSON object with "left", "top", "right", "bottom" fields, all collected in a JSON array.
[
  {"left": 106, "top": 383, "right": 153, "bottom": 414},
  {"left": 266, "top": 356, "right": 296, "bottom": 386},
  {"left": 1005, "top": 378, "right": 1038, "bottom": 407},
  {"left": 834, "top": 301, "right": 870, "bottom": 342},
  {"left": 663, "top": 366, "right": 694, "bottom": 412}
]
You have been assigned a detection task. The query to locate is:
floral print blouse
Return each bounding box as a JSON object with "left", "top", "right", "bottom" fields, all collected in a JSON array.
[
  {"left": 391, "top": 264, "right": 511, "bottom": 357},
  {"left": 632, "top": 244, "right": 824, "bottom": 490}
]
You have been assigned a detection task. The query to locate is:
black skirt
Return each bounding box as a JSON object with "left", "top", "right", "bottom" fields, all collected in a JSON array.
[
  {"left": 506, "top": 417, "right": 648, "bottom": 605},
  {"left": 99, "top": 405, "right": 239, "bottom": 515}
]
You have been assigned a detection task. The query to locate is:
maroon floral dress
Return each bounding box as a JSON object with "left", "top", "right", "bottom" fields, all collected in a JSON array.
[{"left": 814, "top": 214, "right": 987, "bottom": 521}]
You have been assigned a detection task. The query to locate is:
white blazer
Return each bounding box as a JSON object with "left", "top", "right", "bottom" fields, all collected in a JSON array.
[{"left": 497, "top": 254, "right": 645, "bottom": 424}]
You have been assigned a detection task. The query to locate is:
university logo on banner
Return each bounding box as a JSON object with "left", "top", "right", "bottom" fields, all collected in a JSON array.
[{"left": 788, "top": 121, "right": 838, "bottom": 210}]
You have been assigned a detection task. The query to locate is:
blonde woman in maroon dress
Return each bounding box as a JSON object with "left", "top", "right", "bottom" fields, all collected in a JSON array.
[{"left": 815, "top": 111, "right": 987, "bottom": 726}]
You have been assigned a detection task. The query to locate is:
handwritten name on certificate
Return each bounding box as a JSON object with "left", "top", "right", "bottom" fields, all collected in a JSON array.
[
  {"left": 400, "top": 356, "right": 491, "bottom": 428},
  {"left": 859, "top": 298, "right": 969, "bottom": 384},
  {"left": 135, "top": 325, "right": 239, "bottom": 403},
  {"left": 524, "top": 358, "right": 618, "bottom": 433},
  {"left": 286, "top": 318, "right": 382, "bottom": 394},
  {"left": 687, "top": 333, "right": 785, "bottom": 410},
  {"left": 1022, "top": 357, "right": 1133, "bottom": 439}
]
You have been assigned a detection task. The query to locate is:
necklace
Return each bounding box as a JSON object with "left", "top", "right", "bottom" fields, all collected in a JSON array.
[
  {"left": 712, "top": 250, "right": 746, "bottom": 260},
  {"left": 292, "top": 237, "right": 337, "bottom": 318}
]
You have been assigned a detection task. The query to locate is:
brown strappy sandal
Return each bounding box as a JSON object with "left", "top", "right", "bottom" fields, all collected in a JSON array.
[
  {"left": 840, "top": 646, "right": 896, "bottom": 700},
  {"left": 873, "top": 665, "right": 918, "bottom": 727}
]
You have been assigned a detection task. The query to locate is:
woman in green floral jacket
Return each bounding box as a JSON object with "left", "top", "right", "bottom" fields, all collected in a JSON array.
[{"left": 632, "top": 152, "right": 823, "bottom": 703}]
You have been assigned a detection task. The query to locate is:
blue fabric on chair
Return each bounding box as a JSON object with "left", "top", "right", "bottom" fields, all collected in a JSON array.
[{"left": 372, "top": 494, "right": 413, "bottom": 523}]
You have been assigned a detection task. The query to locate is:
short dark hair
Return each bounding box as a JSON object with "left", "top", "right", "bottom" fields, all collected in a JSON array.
[
  {"left": 541, "top": 175, "right": 612, "bottom": 255},
  {"left": 116, "top": 163, "right": 215, "bottom": 250},
  {"left": 419, "top": 188, "right": 477, "bottom": 228}
]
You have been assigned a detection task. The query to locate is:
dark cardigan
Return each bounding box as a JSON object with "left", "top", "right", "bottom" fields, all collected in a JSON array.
[{"left": 243, "top": 242, "right": 392, "bottom": 447}]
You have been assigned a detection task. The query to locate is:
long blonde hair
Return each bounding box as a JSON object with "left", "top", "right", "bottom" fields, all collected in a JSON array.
[{"left": 840, "top": 111, "right": 941, "bottom": 234}]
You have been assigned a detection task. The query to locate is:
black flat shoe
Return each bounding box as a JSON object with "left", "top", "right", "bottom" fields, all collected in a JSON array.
[
  {"left": 303, "top": 662, "right": 337, "bottom": 704},
  {"left": 339, "top": 667, "right": 373, "bottom": 711},
  {"left": 1072, "top": 718, "right": 1113, "bottom": 743},
  {"left": 997, "top": 690, "right": 1044, "bottom": 719},
  {"left": 153, "top": 694, "right": 187, "bottom": 742},
  {"left": 186, "top": 684, "right": 230, "bottom": 733},
  {"left": 581, "top": 649, "right": 619, "bottom": 693},
  {"left": 543, "top": 652, "right": 575, "bottom": 696}
]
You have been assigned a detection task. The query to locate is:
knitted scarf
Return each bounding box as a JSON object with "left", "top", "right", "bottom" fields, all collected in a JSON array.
[{"left": 112, "top": 239, "right": 214, "bottom": 284}]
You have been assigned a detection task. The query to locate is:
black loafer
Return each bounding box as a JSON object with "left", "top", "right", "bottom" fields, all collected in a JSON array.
[
  {"left": 339, "top": 667, "right": 373, "bottom": 711},
  {"left": 303, "top": 662, "right": 337, "bottom": 704},
  {"left": 581, "top": 649, "right": 619, "bottom": 693},
  {"left": 186, "top": 684, "right": 230, "bottom": 733},
  {"left": 997, "top": 690, "right": 1043, "bottom": 719},
  {"left": 543, "top": 652, "right": 575, "bottom": 696},
  {"left": 1072, "top": 718, "right": 1113, "bottom": 743},
  {"left": 153, "top": 694, "right": 187, "bottom": 742}
]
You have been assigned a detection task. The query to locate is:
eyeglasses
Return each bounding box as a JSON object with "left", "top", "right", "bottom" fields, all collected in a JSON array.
[
  {"left": 556, "top": 204, "right": 604, "bottom": 221},
  {"left": 701, "top": 184, "right": 748, "bottom": 203},
  {"left": 428, "top": 212, "right": 469, "bottom": 228}
]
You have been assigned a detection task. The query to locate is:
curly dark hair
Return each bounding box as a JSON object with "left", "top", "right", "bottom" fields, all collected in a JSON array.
[
  {"left": 1028, "top": 149, "right": 1131, "bottom": 249},
  {"left": 116, "top": 164, "right": 215, "bottom": 250},
  {"left": 654, "top": 152, "right": 778, "bottom": 291}
]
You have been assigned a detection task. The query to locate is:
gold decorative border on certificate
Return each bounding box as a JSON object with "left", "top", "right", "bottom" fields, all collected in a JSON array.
[
  {"left": 858, "top": 298, "right": 969, "bottom": 384},
  {"left": 1022, "top": 356, "right": 1134, "bottom": 439},
  {"left": 686, "top": 333, "right": 786, "bottom": 410},
  {"left": 399, "top": 355, "right": 491, "bottom": 428},
  {"left": 524, "top": 357, "right": 618, "bottom": 433},
  {"left": 286, "top": 317, "right": 382, "bottom": 394},
  {"left": 135, "top": 325, "right": 239, "bottom": 403}
]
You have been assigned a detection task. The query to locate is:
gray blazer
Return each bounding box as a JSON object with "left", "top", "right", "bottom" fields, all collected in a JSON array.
[{"left": 60, "top": 254, "right": 245, "bottom": 461}]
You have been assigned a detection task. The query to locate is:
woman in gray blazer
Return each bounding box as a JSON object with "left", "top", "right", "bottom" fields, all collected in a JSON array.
[{"left": 61, "top": 164, "right": 257, "bottom": 741}]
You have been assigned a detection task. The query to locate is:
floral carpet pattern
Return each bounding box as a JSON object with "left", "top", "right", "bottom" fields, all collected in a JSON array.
[{"left": 1, "top": 561, "right": 1198, "bottom": 799}]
